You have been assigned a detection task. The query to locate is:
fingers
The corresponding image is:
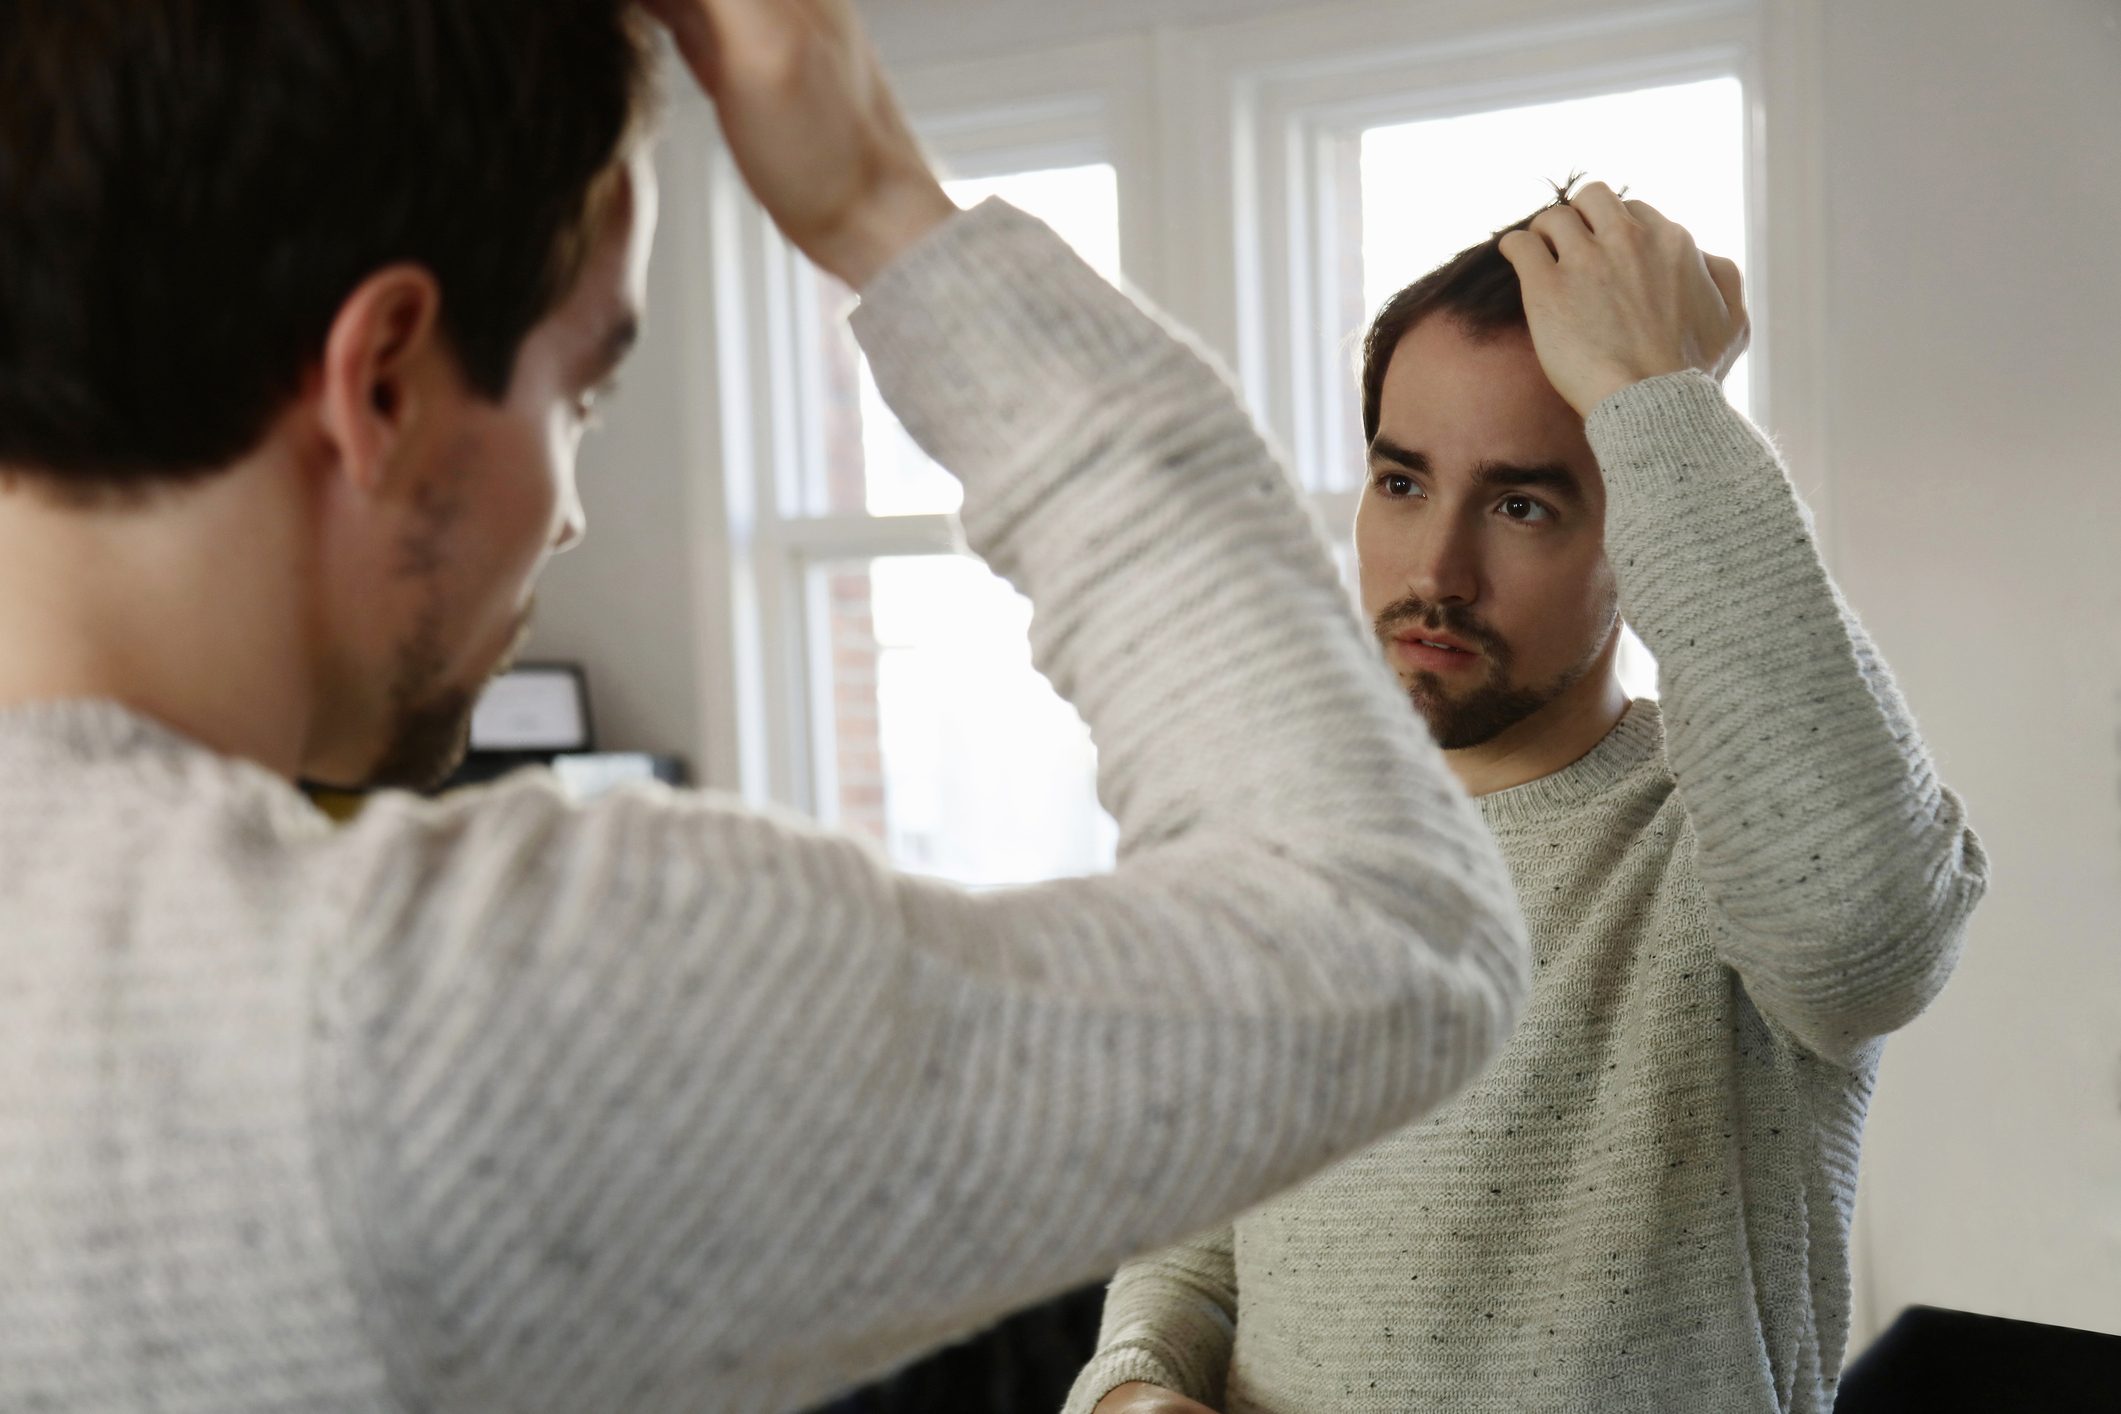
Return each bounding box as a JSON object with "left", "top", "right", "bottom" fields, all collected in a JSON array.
[
  {"left": 1527, "top": 203, "right": 1593, "bottom": 258},
  {"left": 652, "top": 0, "right": 840, "bottom": 87},
  {"left": 1621, "top": 196, "right": 1674, "bottom": 230},
  {"left": 1497, "top": 227, "right": 1557, "bottom": 277},
  {"left": 1703, "top": 252, "right": 1747, "bottom": 314},
  {"left": 1567, "top": 179, "right": 1632, "bottom": 231},
  {"left": 639, "top": 0, "right": 717, "bottom": 74},
  {"left": 688, "top": 0, "right": 785, "bottom": 49},
  {"left": 1574, "top": 185, "right": 1684, "bottom": 248}
]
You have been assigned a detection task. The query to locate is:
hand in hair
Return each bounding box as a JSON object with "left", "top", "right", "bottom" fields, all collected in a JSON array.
[
  {"left": 641, "top": 0, "right": 958, "bottom": 288},
  {"left": 1496, "top": 180, "right": 1749, "bottom": 416}
]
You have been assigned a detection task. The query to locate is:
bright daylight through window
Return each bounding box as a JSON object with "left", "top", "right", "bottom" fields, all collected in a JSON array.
[{"left": 809, "top": 165, "right": 1121, "bottom": 887}]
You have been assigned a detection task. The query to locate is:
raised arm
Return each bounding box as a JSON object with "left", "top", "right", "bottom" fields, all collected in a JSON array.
[
  {"left": 1504, "top": 183, "right": 1987, "bottom": 1064},
  {"left": 312, "top": 4, "right": 1529, "bottom": 1410}
]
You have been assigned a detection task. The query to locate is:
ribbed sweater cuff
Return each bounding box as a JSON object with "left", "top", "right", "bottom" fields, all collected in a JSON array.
[
  {"left": 1585, "top": 369, "right": 1782, "bottom": 509},
  {"left": 1064, "top": 1350, "right": 1197, "bottom": 1414}
]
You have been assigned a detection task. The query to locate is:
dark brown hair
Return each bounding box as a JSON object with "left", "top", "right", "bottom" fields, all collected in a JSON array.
[
  {"left": 1359, "top": 178, "right": 1586, "bottom": 444},
  {"left": 0, "top": 0, "right": 655, "bottom": 492}
]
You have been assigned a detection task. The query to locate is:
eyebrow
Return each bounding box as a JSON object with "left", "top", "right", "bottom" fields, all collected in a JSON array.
[
  {"left": 1368, "top": 436, "right": 1585, "bottom": 501},
  {"left": 581, "top": 311, "right": 641, "bottom": 387}
]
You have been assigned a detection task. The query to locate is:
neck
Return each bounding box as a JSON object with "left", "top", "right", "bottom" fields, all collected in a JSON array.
[
  {"left": 1445, "top": 640, "right": 1630, "bottom": 798},
  {"left": 0, "top": 457, "right": 317, "bottom": 778}
]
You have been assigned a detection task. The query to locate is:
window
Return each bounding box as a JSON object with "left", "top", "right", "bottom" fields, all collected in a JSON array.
[
  {"left": 814, "top": 555, "right": 1116, "bottom": 884},
  {"left": 799, "top": 165, "right": 1124, "bottom": 884},
  {"left": 810, "top": 164, "right": 1123, "bottom": 520}
]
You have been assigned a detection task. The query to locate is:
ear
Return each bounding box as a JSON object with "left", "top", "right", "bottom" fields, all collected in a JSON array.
[{"left": 316, "top": 265, "right": 449, "bottom": 496}]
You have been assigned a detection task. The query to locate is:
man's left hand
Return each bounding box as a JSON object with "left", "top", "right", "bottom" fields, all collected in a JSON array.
[{"left": 1498, "top": 181, "right": 1749, "bottom": 416}]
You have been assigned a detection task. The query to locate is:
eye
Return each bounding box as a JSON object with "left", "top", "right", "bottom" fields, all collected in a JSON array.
[
  {"left": 573, "top": 379, "right": 618, "bottom": 429},
  {"left": 1497, "top": 493, "right": 1553, "bottom": 524},
  {"left": 1374, "top": 472, "right": 1423, "bottom": 499}
]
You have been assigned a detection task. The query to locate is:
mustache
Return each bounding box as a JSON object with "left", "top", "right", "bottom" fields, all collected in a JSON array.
[{"left": 1372, "top": 595, "right": 1509, "bottom": 659}]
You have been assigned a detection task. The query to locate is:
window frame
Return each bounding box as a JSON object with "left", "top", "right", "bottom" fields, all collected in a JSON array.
[
  {"left": 704, "top": 36, "right": 1158, "bottom": 821},
  {"left": 1153, "top": 0, "right": 1795, "bottom": 530}
]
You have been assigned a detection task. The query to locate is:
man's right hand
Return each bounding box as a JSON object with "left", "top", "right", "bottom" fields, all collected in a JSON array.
[
  {"left": 1496, "top": 180, "right": 1748, "bottom": 417},
  {"left": 1093, "top": 1382, "right": 1223, "bottom": 1414},
  {"left": 639, "top": 0, "right": 958, "bottom": 289}
]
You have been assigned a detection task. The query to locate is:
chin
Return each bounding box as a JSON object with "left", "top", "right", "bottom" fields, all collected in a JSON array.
[
  {"left": 365, "top": 687, "right": 480, "bottom": 792},
  {"left": 1408, "top": 672, "right": 1558, "bottom": 752},
  {"left": 355, "top": 602, "right": 535, "bottom": 792}
]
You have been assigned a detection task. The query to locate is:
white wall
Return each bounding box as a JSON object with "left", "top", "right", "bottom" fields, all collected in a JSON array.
[
  {"left": 522, "top": 93, "right": 733, "bottom": 778},
  {"left": 1821, "top": 0, "right": 2121, "bottom": 1342},
  {"left": 531, "top": 0, "right": 2121, "bottom": 1338},
  {"left": 858, "top": 0, "right": 1313, "bottom": 64}
]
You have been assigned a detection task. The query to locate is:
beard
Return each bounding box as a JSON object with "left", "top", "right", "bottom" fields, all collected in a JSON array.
[
  {"left": 365, "top": 683, "right": 480, "bottom": 792},
  {"left": 364, "top": 604, "right": 475, "bottom": 792},
  {"left": 1411, "top": 672, "right": 1564, "bottom": 751},
  {"left": 1373, "top": 593, "right": 1611, "bottom": 750},
  {"left": 365, "top": 591, "right": 536, "bottom": 793},
  {"left": 356, "top": 452, "right": 538, "bottom": 793}
]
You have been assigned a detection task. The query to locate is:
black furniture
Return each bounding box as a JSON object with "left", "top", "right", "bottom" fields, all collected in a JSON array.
[
  {"left": 1836, "top": 1304, "right": 2121, "bottom": 1412},
  {"left": 442, "top": 661, "right": 684, "bottom": 796},
  {"left": 812, "top": 1283, "right": 1108, "bottom": 1414}
]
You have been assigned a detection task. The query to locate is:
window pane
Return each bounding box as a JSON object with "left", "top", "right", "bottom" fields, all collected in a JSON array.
[
  {"left": 813, "top": 554, "right": 1117, "bottom": 886},
  {"left": 810, "top": 163, "right": 1122, "bottom": 518},
  {"left": 1360, "top": 77, "right": 1751, "bottom": 420}
]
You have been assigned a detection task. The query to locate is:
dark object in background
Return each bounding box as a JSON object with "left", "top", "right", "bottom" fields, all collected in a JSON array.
[
  {"left": 1835, "top": 1304, "right": 2121, "bottom": 1412},
  {"left": 444, "top": 662, "right": 685, "bottom": 797},
  {"left": 813, "top": 1283, "right": 1107, "bottom": 1414}
]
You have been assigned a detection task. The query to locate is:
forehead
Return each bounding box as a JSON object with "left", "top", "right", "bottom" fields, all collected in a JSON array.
[
  {"left": 534, "top": 152, "right": 658, "bottom": 362},
  {"left": 1375, "top": 316, "right": 1588, "bottom": 466}
]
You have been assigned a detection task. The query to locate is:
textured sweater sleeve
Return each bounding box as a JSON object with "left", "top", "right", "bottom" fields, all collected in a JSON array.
[
  {"left": 1589, "top": 371, "right": 1987, "bottom": 1065},
  {"left": 1063, "top": 1228, "right": 1240, "bottom": 1413},
  {"left": 314, "top": 200, "right": 1527, "bottom": 1413}
]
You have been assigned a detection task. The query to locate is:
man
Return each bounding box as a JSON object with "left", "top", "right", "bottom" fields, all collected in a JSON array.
[
  {"left": 1070, "top": 187, "right": 1988, "bottom": 1413},
  {"left": 0, "top": 2, "right": 1533, "bottom": 1410}
]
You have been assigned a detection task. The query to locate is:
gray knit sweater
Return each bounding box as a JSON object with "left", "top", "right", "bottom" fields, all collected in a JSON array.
[
  {"left": 0, "top": 202, "right": 1530, "bottom": 1412},
  {"left": 1065, "top": 375, "right": 1988, "bottom": 1414}
]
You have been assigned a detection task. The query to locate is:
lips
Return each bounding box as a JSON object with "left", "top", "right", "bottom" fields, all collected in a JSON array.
[{"left": 1392, "top": 631, "right": 1481, "bottom": 673}]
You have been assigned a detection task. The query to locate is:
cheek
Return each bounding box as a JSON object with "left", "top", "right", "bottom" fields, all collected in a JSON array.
[
  {"left": 508, "top": 406, "right": 577, "bottom": 543},
  {"left": 458, "top": 412, "right": 570, "bottom": 599},
  {"left": 1492, "top": 543, "right": 1614, "bottom": 662},
  {"left": 1352, "top": 507, "right": 1402, "bottom": 622}
]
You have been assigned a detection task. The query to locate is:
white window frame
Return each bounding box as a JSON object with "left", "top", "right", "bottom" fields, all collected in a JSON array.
[
  {"left": 703, "top": 36, "right": 1158, "bottom": 819},
  {"left": 1145, "top": 0, "right": 1821, "bottom": 535}
]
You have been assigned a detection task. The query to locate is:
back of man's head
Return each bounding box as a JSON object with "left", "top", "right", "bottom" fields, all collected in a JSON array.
[
  {"left": 1359, "top": 179, "right": 1589, "bottom": 444},
  {"left": 0, "top": 0, "right": 655, "bottom": 496}
]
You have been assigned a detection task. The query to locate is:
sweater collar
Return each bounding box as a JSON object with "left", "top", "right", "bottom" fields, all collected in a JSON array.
[{"left": 1474, "top": 698, "right": 1666, "bottom": 833}]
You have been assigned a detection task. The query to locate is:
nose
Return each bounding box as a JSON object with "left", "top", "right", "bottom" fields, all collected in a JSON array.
[{"left": 1404, "top": 511, "right": 1480, "bottom": 608}]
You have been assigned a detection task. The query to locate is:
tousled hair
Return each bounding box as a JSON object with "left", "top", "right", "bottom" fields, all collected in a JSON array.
[
  {"left": 1359, "top": 176, "right": 1592, "bottom": 444},
  {"left": 0, "top": 0, "right": 656, "bottom": 493}
]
